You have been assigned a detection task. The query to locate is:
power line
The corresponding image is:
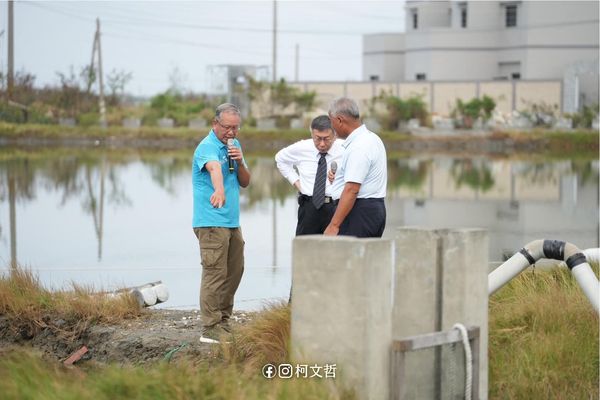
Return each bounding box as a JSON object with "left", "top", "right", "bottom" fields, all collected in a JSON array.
[{"left": 22, "top": 1, "right": 385, "bottom": 36}]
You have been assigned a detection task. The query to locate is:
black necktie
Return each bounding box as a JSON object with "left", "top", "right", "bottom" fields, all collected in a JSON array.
[{"left": 312, "top": 153, "right": 327, "bottom": 209}]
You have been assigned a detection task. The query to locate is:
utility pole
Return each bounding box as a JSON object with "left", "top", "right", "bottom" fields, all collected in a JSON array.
[
  {"left": 96, "top": 18, "right": 107, "bottom": 127},
  {"left": 7, "top": 0, "right": 14, "bottom": 100},
  {"left": 294, "top": 43, "right": 299, "bottom": 81},
  {"left": 272, "top": 0, "right": 277, "bottom": 82}
]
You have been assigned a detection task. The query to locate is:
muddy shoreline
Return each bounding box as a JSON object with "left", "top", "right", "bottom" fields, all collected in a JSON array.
[{"left": 0, "top": 309, "right": 253, "bottom": 365}]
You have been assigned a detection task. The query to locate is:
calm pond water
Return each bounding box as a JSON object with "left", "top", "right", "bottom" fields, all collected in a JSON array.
[{"left": 0, "top": 146, "right": 597, "bottom": 310}]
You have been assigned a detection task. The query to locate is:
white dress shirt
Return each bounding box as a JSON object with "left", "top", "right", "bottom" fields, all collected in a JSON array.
[
  {"left": 275, "top": 138, "right": 345, "bottom": 197},
  {"left": 331, "top": 124, "right": 387, "bottom": 200}
]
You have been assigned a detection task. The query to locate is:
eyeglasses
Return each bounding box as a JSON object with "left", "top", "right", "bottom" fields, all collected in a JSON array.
[
  {"left": 216, "top": 120, "right": 240, "bottom": 132},
  {"left": 313, "top": 136, "right": 332, "bottom": 143}
]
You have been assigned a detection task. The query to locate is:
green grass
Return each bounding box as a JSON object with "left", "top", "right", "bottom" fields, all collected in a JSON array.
[
  {"left": 0, "top": 266, "right": 597, "bottom": 399},
  {"left": 489, "top": 267, "right": 599, "bottom": 399},
  {"left": 0, "top": 348, "right": 350, "bottom": 400},
  {"left": 0, "top": 122, "right": 597, "bottom": 156}
]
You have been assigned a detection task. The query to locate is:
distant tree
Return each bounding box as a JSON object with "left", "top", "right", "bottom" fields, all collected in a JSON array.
[
  {"left": 106, "top": 69, "right": 133, "bottom": 107},
  {"left": 53, "top": 66, "right": 98, "bottom": 117}
]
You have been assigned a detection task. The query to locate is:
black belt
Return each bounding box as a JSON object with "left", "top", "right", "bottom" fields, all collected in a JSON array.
[
  {"left": 298, "top": 194, "right": 334, "bottom": 204},
  {"left": 332, "top": 198, "right": 383, "bottom": 206}
]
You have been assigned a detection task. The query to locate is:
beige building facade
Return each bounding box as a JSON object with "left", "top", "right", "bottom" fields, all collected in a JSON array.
[{"left": 362, "top": 1, "right": 599, "bottom": 112}]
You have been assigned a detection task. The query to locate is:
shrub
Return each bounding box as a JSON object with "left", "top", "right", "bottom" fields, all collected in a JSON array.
[
  {"left": 451, "top": 95, "right": 496, "bottom": 129},
  {"left": 568, "top": 104, "right": 599, "bottom": 129},
  {"left": 372, "top": 93, "right": 429, "bottom": 130}
]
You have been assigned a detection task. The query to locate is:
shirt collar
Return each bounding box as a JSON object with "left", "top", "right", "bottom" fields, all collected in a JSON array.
[
  {"left": 342, "top": 124, "right": 366, "bottom": 149},
  {"left": 209, "top": 130, "right": 227, "bottom": 149}
]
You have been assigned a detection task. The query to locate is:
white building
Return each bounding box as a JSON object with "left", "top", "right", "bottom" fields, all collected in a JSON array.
[{"left": 363, "top": 1, "right": 599, "bottom": 109}]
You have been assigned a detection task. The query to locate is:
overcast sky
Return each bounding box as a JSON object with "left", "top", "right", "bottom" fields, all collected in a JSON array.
[{"left": 5, "top": 0, "right": 406, "bottom": 97}]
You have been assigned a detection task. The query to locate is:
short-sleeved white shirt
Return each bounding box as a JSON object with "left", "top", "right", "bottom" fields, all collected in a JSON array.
[{"left": 331, "top": 124, "right": 387, "bottom": 200}]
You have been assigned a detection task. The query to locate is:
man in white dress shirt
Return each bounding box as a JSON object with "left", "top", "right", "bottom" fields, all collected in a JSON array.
[
  {"left": 325, "top": 97, "right": 387, "bottom": 238},
  {"left": 275, "top": 115, "right": 344, "bottom": 235}
]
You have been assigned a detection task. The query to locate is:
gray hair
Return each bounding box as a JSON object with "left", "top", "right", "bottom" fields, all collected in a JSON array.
[
  {"left": 215, "top": 103, "right": 241, "bottom": 120},
  {"left": 310, "top": 115, "right": 332, "bottom": 132},
  {"left": 328, "top": 97, "right": 360, "bottom": 120}
]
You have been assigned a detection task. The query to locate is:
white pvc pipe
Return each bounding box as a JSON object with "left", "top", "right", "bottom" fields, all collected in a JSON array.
[
  {"left": 488, "top": 252, "right": 530, "bottom": 295},
  {"left": 488, "top": 240, "right": 599, "bottom": 313},
  {"left": 131, "top": 287, "right": 158, "bottom": 307},
  {"left": 140, "top": 286, "right": 158, "bottom": 306},
  {"left": 153, "top": 283, "right": 169, "bottom": 303},
  {"left": 571, "top": 263, "right": 600, "bottom": 313},
  {"left": 583, "top": 248, "right": 600, "bottom": 266}
]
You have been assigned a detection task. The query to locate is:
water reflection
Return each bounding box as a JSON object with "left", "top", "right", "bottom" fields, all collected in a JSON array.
[{"left": 0, "top": 147, "right": 597, "bottom": 309}]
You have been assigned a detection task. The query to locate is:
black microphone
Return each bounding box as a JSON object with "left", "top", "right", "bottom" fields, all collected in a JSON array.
[{"left": 227, "top": 138, "right": 235, "bottom": 173}]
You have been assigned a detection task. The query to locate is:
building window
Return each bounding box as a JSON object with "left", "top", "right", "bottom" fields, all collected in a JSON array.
[
  {"left": 505, "top": 5, "right": 517, "bottom": 27},
  {"left": 369, "top": 75, "right": 380, "bottom": 82},
  {"left": 411, "top": 9, "right": 418, "bottom": 29},
  {"left": 460, "top": 5, "right": 467, "bottom": 28},
  {"left": 416, "top": 73, "right": 426, "bottom": 81}
]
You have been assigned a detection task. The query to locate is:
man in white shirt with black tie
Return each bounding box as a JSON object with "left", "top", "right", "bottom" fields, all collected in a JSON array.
[{"left": 275, "top": 115, "right": 344, "bottom": 235}]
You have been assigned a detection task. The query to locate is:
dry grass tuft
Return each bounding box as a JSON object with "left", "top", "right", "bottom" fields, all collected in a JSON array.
[
  {"left": 0, "top": 266, "right": 143, "bottom": 340},
  {"left": 221, "top": 301, "right": 291, "bottom": 370}
]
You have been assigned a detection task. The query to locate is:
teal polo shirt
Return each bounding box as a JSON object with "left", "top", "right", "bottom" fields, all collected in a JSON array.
[{"left": 192, "top": 130, "right": 242, "bottom": 228}]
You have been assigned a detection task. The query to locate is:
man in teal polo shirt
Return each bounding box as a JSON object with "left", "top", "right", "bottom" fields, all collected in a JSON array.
[{"left": 192, "top": 103, "right": 251, "bottom": 344}]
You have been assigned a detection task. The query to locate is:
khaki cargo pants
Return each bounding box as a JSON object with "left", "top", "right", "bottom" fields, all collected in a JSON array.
[{"left": 194, "top": 227, "right": 245, "bottom": 328}]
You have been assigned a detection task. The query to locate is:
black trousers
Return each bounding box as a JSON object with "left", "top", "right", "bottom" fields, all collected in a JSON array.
[
  {"left": 296, "top": 194, "right": 336, "bottom": 235},
  {"left": 338, "top": 198, "right": 386, "bottom": 238}
]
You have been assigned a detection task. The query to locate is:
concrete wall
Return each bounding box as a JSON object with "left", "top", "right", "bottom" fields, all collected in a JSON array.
[
  {"left": 480, "top": 82, "right": 513, "bottom": 114},
  {"left": 394, "top": 227, "right": 489, "bottom": 399},
  {"left": 291, "top": 80, "right": 562, "bottom": 116},
  {"left": 433, "top": 83, "right": 477, "bottom": 117},
  {"left": 515, "top": 81, "right": 562, "bottom": 112},
  {"left": 291, "top": 236, "right": 393, "bottom": 400}
]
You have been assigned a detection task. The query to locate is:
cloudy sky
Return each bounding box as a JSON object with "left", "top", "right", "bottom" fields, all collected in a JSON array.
[{"left": 6, "top": 0, "right": 406, "bottom": 96}]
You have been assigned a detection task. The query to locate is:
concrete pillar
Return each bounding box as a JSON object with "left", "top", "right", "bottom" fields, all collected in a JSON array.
[
  {"left": 291, "top": 236, "right": 393, "bottom": 400},
  {"left": 394, "top": 227, "right": 488, "bottom": 400},
  {"left": 440, "top": 229, "right": 488, "bottom": 400},
  {"left": 393, "top": 227, "right": 443, "bottom": 399}
]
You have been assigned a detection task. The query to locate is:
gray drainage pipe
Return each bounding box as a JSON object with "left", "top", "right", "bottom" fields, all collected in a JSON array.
[{"left": 488, "top": 240, "right": 599, "bottom": 313}]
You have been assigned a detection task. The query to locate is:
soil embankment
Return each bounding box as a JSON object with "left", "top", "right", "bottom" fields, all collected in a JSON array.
[{"left": 0, "top": 309, "right": 253, "bottom": 365}]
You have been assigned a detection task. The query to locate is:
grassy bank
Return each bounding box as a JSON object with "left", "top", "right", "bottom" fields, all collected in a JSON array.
[
  {"left": 489, "top": 267, "right": 599, "bottom": 399},
  {"left": 0, "top": 266, "right": 598, "bottom": 399},
  {"left": 0, "top": 268, "right": 143, "bottom": 340},
  {"left": 0, "top": 122, "right": 597, "bottom": 153}
]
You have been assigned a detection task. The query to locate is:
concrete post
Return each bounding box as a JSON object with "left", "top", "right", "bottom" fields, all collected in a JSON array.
[
  {"left": 291, "top": 236, "right": 393, "bottom": 400},
  {"left": 393, "top": 227, "right": 444, "bottom": 399},
  {"left": 393, "top": 227, "right": 488, "bottom": 400},
  {"left": 440, "top": 229, "right": 488, "bottom": 400}
]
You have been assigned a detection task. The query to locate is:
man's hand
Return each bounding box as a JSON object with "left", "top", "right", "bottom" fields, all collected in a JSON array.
[
  {"left": 293, "top": 180, "right": 302, "bottom": 192},
  {"left": 328, "top": 169, "right": 336, "bottom": 184},
  {"left": 324, "top": 223, "right": 339, "bottom": 236},
  {"left": 228, "top": 145, "right": 244, "bottom": 163},
  {"left": 210, "top": 189, "right": 225, "bottom": 208}
]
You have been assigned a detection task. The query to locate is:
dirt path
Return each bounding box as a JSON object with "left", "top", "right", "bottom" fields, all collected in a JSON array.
[{"left": 0, "top": 309, "right": 254, "bottom": 365}]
